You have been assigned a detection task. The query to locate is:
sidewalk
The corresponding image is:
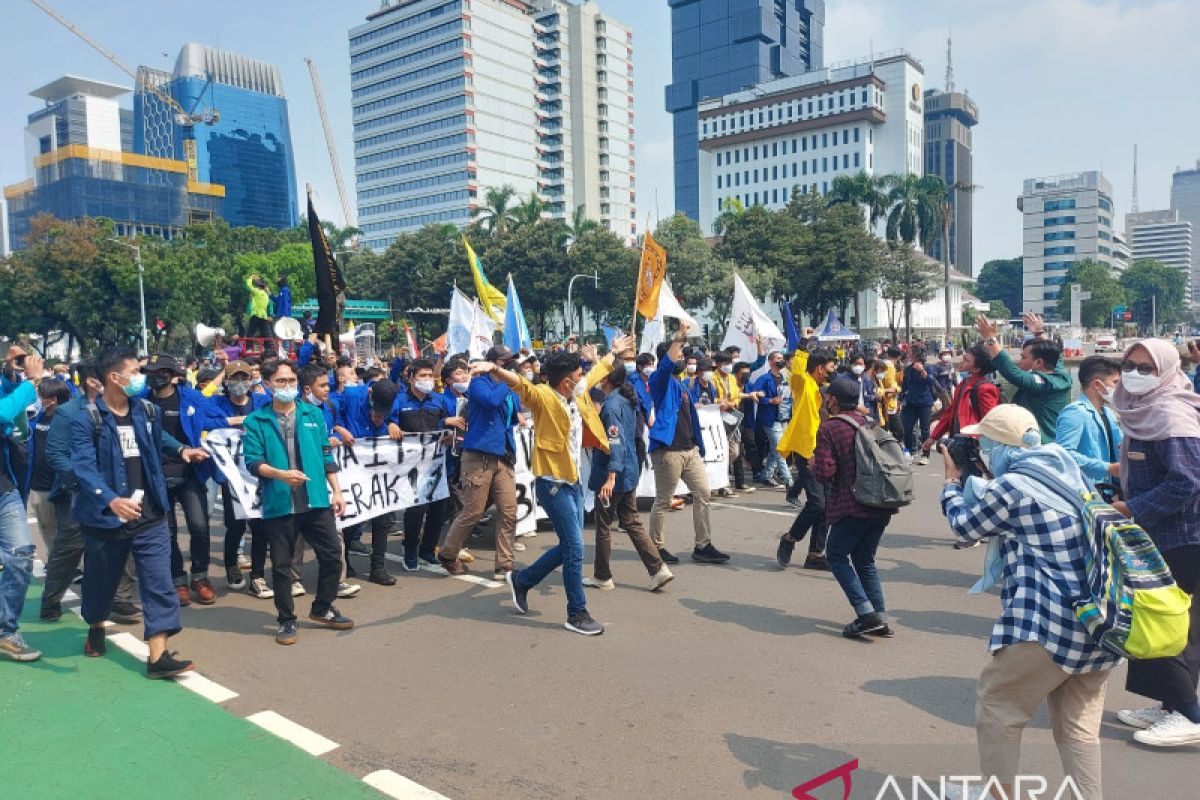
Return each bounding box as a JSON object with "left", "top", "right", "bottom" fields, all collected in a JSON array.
[{"left": 1, "top": 586, "right": 380, "bottom": 800}]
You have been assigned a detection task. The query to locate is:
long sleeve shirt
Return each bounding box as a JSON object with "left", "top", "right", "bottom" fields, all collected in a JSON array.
[
  {"left": 1124, "top": 435, "right": 1200, "bottom": 553},
  {"left": 1054, "top": 399, "right": 1122, "bottom": 484},
  {"left": 992, "top": 351, "right": 1072, "bottom": 443}
]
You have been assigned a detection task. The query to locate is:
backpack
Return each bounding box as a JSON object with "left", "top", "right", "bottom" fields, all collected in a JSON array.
[
  {"left": 832, "top": 414, "right": 914, "bottom": 509},
  {"left": 86, "top": 399, "right": 158, "bottom": 447}
]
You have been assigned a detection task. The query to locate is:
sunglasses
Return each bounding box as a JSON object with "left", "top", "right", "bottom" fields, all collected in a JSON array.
[
  {"left": 12, "top": 355, "right": 26, "bottom": 368},
  {"left": 1120, "top": 361, "right": 1155, "bottom": 376}
]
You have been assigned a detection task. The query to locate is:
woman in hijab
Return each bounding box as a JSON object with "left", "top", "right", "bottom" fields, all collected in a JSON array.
[{"left": 1110, "top": 338, "right": 1200, "bottom": 747}]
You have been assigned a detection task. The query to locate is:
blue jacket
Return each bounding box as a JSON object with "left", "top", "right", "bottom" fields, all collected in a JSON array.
[
  {"left": 297, "top": 340, "right": 316, "bottom": 367},
  {"left": 144, "top": 385, "right": 228, "bottom": 482},
  {"left": 462, "top": 373, "right": 518, "bottom": 456},
  {"left": 900, "top": 364, "right": 936, "bottom": 408},
  {"left": 632, "top": 374, "right": 654, "bottom": 422},
  {"left": 395, "top": 388, "right": 454, "bottom": 432},
  {"left": 337, "top": 385, "right": 395, "bottom": 437},
  {"left": 751, "top": 371, "right": 786, "bottom": 429},
  {"left": 648, "top": 352, "right": 705, "bottom": 456},
  {"left": 274, "top": 285, "right": 293, "bottom": 319},
  {"left": 306, "top": 394, "right": 342, "bottom": 440},
  {"left": 45, "top": 394, "right": 90, "bottom": 500},
  {"left": 0, "top": 379, "right": 35, "bottom": 491},
  {"left": 69, "top": 396, "right": 175, "bottom": 530},
  {"left": 1055, "top": 398, "right": 1123, "bottom": 484},
  {"left": 389, "top": 357, "right": 407, "bottom": 385},
  {"left": 590, "top": 391, "right": 640, "bottom": 493},
  {"left": 209, "top": 391, "right": 272, "bottom": 421}
]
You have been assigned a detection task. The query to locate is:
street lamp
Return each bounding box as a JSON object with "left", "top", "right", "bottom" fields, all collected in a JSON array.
[
  {"left": 565, "top": 270, "right": 599, "bottom": 339},
  {"left": 109, "top": 238, "right": 148, "bottom": 356}
]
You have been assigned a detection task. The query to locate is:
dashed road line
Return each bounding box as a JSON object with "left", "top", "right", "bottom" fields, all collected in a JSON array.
[
  {"left": 247, "top": 710, "right": 339, "bottom": 756},
  {"left": 380, "top": 551, "right": 502, "bottom": 588},
  {"left": 710, "top": 501, "right": 795, "bottom": 518},
  {"left": 364, "top": 770, "right": 453, "bottom": 800}
]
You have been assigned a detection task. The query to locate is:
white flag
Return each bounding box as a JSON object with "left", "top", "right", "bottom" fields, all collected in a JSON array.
[
  {"left": 447, "top": 288, "right": 475, "bottom": 356},
  {"left": 721, "top": 273, "right": 785, "bottom": 361},
  {"left": 469, "top": 299, "right": 496, "bottom": 359},
  {"left": 638, "top": 280, "right": 697, "bottom": 354}
]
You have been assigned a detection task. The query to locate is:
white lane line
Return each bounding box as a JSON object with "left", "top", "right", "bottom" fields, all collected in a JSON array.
[
  {"left": 710, "top": 501, "right": 796, "bottom": 518},
  {"left": 363, "top": 770, "right": 452, "bottom": 800},
  {"left": 175, "top": 670, "right": 239, "bottom": 703},
  {"left": 247, "top": 710, "right": 339, "bottom": 756},
  {"left": 107, "top": 631, "right": 150, "bottom": 659},
  {"left": 380, "top": 551, "right": 502, "bottom": 588}
]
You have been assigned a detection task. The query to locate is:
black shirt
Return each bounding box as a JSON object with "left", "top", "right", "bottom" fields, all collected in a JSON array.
[
  {"left": 668, "top": 391, "right": 696, "bottom": 451},
  {"left": 29, "top": 408, "right": 56, "bottom": 492},
  {"left": 154, "top": 390, "right": 186, "bottom": 479},
  {"left": 114, "top": 409, "right": 164, "bottom": 532}
]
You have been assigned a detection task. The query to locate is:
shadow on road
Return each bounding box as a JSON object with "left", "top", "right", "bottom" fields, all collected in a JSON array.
[
  {"left": 860, "top": 676, "right": 983, "bottom": 729},
  {"left": 678, "top": 598, "right": 839, "bottom": 638},
  {"left": 890, "top": 608, "right": 994, "bottom": 639},
  {"left": 723, "top": 733, "right": 892, "bottom": 795},
  {"left": 878, "top": 557, "right": 979, "bottom": 590}
]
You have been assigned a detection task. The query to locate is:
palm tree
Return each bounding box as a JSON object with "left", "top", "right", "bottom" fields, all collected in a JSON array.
[
  {"left": 712, "top": 196, "right": 745, "bottom": 236},
  {"left": 933, "top": 179, "right": 980, "bottom": 345},
  {"left": 565, "top": 204, "right": 600, "bottom": 244},
  {"left": 828, "top": 172, "right": 888, "bottom": 228},
  {"left": 321, "top": 220, "right": 363, "bottom": 253},
  {"left": 473, "top": 185, "right": 518, "bottom": 237},
  {"left": 882, "top": 173, "right": 943, "bottom": 250},
  {"left": 511, "top": 192, "right": 545, "bottom": 229}
]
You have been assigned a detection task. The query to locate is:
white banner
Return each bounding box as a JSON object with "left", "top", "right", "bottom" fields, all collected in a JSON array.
[
  {"left": 636, "top": 404, "right": 729, "bottom": 496},
  {"left": 721, "top": 274, "right": 785, "bottom": 378},
  {"left": 513, "top": 425, "right": 549, "bottom": 536},
  {"left": 204, "top": 428, "right": 450, "bottom": 530}
]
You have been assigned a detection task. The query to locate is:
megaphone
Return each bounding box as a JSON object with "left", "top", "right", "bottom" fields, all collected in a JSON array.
[
  {"left": 274, "top": 316, "right": 303, "bottom": 341},
  {"left": 195, "top": 322, "right": 225, "bottom": 347}
]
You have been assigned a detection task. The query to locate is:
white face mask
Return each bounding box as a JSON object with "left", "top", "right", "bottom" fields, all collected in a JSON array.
[
  {"left": 414, "top": 379, "right": 435, "bottom": 395},
  {"left": 522, "top": 370, "right": 535, "bottom": 380},
  {"left": 572, "top": 377, "right": 588, "bottom": 398},
  {"left": 701, "top": 370, "right": 714, "bottom": 383},
  {"left": 1120, "top": 371, "right": 1158, "bottom": 396},
  {"left": 642, "top": 365, "right": 654, "bottom": 377},
  {"left": 623, "top": 361, "right": 636, "bottom": 373},
  {"left": 686, "top": 363, "right": 697, "bottom": 374},
  {"left": 721, "top": 364, "right": 734, "bottom": 375},
  {"left": 851, "top": 365, "right": 865, "bottom": 375},
  {"left": 940, "top": 354, "right": 952, "bottom": 363},
  {"left": 452, "top": 381, "right": 470, "bottom": 394},
  {"left": 882, "top": 359, "right": 893, "bottom": 368}
]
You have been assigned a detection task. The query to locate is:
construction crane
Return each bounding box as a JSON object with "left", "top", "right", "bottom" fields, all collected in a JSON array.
[
  {"left": 305, "top": 57, "right": 356, "bottom": 232},
  {"left": 28, "top": 0, "right": 219, "bottom": 181}
]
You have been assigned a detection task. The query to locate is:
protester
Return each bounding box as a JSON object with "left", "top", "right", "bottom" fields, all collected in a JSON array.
[
  {"left": 1054, "top": 356, "right": 1122, "bottom": 491},
  {"left": 923, "top": 342, "right": 1000, "bottom": 455},
  {"left": 975, "top": 314, "right": 1071, "bottom": 442},
  {"left": 751, "top": 351, "right": 792, "bottom": 490},
  {"left": 712, "top": 351, "right": 756, "bottom": 496},
  {"left": 71, "top": 347, "right": 206, "bottom": 677},
  {"left": 1110, "top": 340, "right": 1200, "bottom": 747},
  {"left": 273, "top": 275, "right": 293, "bottom": 321},
  {"left": 930, "top": 347, "right": 958, "bottom": 412},
  {"left": 898, "top": 346, "right": 936, "bottom": 464},
  {"left": 245, "top": 275, "right": 273, "bottom": 339},
  {"left": 242, "top": 359, "right": 353, "bottom": 646},
  {"left": 736, "top": 361, "right": 765, "bottom": 484},
  {"left": 25, "top": 379, "right": 70, "bottom": 554},
  {"left": 940, "top": 404, "right": 1120, "bottom": 800}
]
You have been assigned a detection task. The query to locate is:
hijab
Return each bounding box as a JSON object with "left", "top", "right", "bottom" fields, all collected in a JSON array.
[{"left": 1112, "top": 339, "right": 1200, "bottom": 442}]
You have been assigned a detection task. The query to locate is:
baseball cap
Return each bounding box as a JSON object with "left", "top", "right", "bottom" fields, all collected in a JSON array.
[
  {"left": 225, "top": 360, "right": 253, "bottom": 377},
  {"left": 960, "top": 405, "right": 1041, "bottom": 448},
  {"left": 485, "top": 345, "right": 518, "bottom": 366},
  {"left": 145, "top": 353, "right": 184, "bottom": 375},
  {"left": 826, "top": 377, "right": 861, "bottom": 407}
]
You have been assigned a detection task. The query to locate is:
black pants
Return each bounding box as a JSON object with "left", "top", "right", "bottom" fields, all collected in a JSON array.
[
  {"left": 166, "top": 475, "right": 211, "bottom": 585},
  {"left": 740, "top": 425, "right": 762, "bottom": 479},
  {"left": 901, "top": 405, "right": 932, "bottom": 453},
  {"left": 1126, "top": 544, "right": 1200, "bottom": 709},
  {"left": 752, "top": 426, "right": 768, "bottom": 478},
  {"left": 247, "top": 316, "right": 272, "bottom": 339},
  {"left": 403, "top": 499, "right": 447, "bottom": 558},
  {"left": 265, "top": 509, "right": 342, "bottom": 624},
  {"left": 786, "top": 456, "right": 828, "bottom": 555},
  {"left": 42, "top": 491, "right": 136, "bottom": 611},
  {"left": 347, "top": 513, "right": 392, "bottom": 573},
  {"left": 221, "top": 484, "right": 267, "bottom": 579}
]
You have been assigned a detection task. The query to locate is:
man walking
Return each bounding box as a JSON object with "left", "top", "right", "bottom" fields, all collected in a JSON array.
[
  {"left": 1055, "top": 356, "right": 1123, "bottom": 496},
  {"left": 751, "top": 352, "right": 792, "bottom": 490}
]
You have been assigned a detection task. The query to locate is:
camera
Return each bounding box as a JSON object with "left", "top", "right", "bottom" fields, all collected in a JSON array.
[{"left": 939, "top": 435, "right": 981, "bottom": 471}]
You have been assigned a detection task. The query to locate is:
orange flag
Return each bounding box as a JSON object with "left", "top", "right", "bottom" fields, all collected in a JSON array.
[
  {"left": 431, "top": 333, "right": 448, "bottom": 354},
  {"left": 635, "top": 230, "right": 667, "bottom": 320}
]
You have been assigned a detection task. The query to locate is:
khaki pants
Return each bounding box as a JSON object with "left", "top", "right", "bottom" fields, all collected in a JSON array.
[
  {"left": 441, "top": 450, "right": 517, "bottom": 571},
  {"left": 976, "top": 642, "right": 1110, "bottom": 800},
  {"left": 29, "top": 490, "right": 57, "bottom": 555},
  {"left": 648, "top": 448, "right": 711, "bottom": 550},
  {"left": 594, "top": 489, "right": 663, "bottom": 581}
]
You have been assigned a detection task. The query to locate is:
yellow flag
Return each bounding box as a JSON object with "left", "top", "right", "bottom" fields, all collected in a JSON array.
[
  {"left": 463, "top": 236, "right": 506, "bottom": 322},
  {"left": 635, "top": 230, "right": 667, "bottom": 320}
]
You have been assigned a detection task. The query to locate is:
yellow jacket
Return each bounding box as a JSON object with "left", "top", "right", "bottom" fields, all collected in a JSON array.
[
  {"left": 879, "top": 362, "right": 900, "bottom": 416},
  {"left": 510, "top": 356, "right": 612, "bottom": 484},
  {"left": 777, "top": 350, "right": 823, "bottom": 460},
  {"left": 713, "top": 371, "right": 741, "bottom": 405}
]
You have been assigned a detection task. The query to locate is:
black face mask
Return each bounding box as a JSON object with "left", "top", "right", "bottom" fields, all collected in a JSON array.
[{"left": 147, "top": 373, "right": 172, "bottom": 391}]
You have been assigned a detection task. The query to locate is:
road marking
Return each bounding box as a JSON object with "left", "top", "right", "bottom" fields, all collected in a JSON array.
[
  {"left": 247, "top": 710, "right": 339, "bottom": 756},
  {"left": 175, "top": 670, "right": 239, "bottom": 703},
  {"left": 363, "top": 770, "right": 452, "bottom": 800},
  {"left": 381, "top": 551, "right": 502, "bottom": 588},
  {"left": 710, "top": 501, "right": 795, "bottom": 518},
  {"left": 108, "top": 631, "right": 150, "bottom": 659}
]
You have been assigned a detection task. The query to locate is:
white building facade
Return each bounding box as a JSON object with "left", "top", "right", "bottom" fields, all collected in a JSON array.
[
  {"left": 1018, "top": 171, "right": 1118, "bottom": 319},
  {"left": 1127, "top": 209, "right": 1193, "bottom": 306}
]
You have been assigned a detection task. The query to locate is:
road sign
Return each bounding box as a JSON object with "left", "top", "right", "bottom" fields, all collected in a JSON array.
[
  {"left": 1112, "top": 305, "right": 1126, "bottom": 314},
  {"left": 1123, "top": 311, "right": 1133, "bottom": 321}
]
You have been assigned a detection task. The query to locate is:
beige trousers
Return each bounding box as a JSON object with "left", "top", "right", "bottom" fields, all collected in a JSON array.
[{"left": 648, "top": 448, "right": 711, "bottom": 550}]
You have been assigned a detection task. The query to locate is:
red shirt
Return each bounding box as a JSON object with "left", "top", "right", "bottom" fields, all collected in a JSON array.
[
  {"left": 812, "top": 411, "right": 896, "bottom": 526},
  {"left": 930, "top": 375, "right": 1002, "bottom": 441}
]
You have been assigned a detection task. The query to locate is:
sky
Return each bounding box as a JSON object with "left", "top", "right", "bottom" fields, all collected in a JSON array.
[{"left": 2, "top": 0, "right": 1199, "bottom": 274}]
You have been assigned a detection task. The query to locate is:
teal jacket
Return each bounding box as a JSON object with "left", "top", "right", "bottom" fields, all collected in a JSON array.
[
  {"left": 993, "top": 350, "right": 1073, "bottom": 443},
  {"left": 242, "top": 401, "right": 338, "bottom": 519}
]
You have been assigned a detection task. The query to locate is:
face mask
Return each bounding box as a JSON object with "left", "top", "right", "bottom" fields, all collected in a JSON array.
[
  {"left": 147, "top": 373, "right": 172, "bottom": 391},
  {"left": 882, "top": 359, "right": 893, "bottom": 368},
  {"left": 721, "top": 364, "right": 734, "bottom": 375},
  {"left": 227, "top": 380, "right": 252, "bottom": 396},
  {"left": 1120, "top": 371, "right": 1158, "bottom": 396},
  {"left": 958, "top": 371, "right": 969, "bottom": 381},
  {"left": 978, "top": 436, "right": 999, "bottom": 471},
  {"left": 452, "top": 381, "right": 470, "bottom": 394},
  {"left": 303, "top": 390, "right": 318, "bottom": 405},
  {"left": 1097, "top": 383, "right": 1116, "bottom": 403},
  {"left": 572, "top": 377, "right": 588, "bottom": 398},
  {"left": 523, "top": 370, "right": 535, "bottom": 380},
  {"left": 642, "top": 366, "right": 654, "bottom": 377},
  {"left": 623, "top": 361, "right": 636, "bottom": 373},
  {"left": 274, "top": 387, "right": 299, "bottom": 403},
  {"left": 772, "top": 361, "right": 784, "bottom": 370},
  {"left": 851, "top": 365, "right": 865, "bottom": 375},
  {"left": 686, "top": 364, "right": 697, "bottom": 374},
  {"left": 122, "top": 373, "right": 147, "bottom": 397},
  {"left": 414, "top": 379, "right": 435, "bottom": 395},
  {"left": 940, "top": 354, "right": 952, "bottom": 363},
  {"left": 253, "top": 378, "right": 263, "bottom": 386},
  {"left": 701, "top": 371, "right": 714, "bottom": 383}
]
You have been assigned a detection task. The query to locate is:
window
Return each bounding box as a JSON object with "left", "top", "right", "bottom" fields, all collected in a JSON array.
[
  {"left": 1099, "top": 197, "right": 1112, "bottom": 212},
  {"left": 1044, "top": 276, "right": 1068, "bottom": 286},
  {"left": 854, "top": 127, "right": 860, "bottom": 143},
  {"left": 1044, "top": 246, "right": 1076, "bottom": 256},
  {"left": 811, "top": 158, "right": 817, "bottom": 173},
  {"left": 807, "top": 101, "right": 813, "bottom": 114},
  {"left": 753, "top": 169, "right": 759, "bottom": 182},
  {"left": 772, "top": 189, "right": 779, "bottom": 203},
  {"left": 772, "top": 165, "right": 778, "bottom": 180},
  {"left": 716, "top": 153, "right": 722, "bottom": 167},
  {"left": 1044, "top": 261, "right": 1074, "bottom": 270},
  {"left": 1098, "top": 215, "right": 1111, "bottom": 228},
  {"left": 861, "top": 89, "right": 867, "bottom": 104},
  {"left": 743, "top": 170, "right": 748, "bottom": 184},
  {"left": 1043, "top": 231, "right": 1075, "bottom": 241},
  {"left": 853, "top": 152, "right": 860, "bottom": 168},
  {"left": 753, "top": 146, "right": 759, "bottom": 159},
  {"left": 1043, "top": 215, "right": 1076, "bottom": 226},
  {"left": 818, "top": 99, "right": 824, "bottom": 111},
  {"left": 754, "top": 192, "right": 759, "bottom": 204},
  {"left": 1043, "top": 291, "right": 1061, "bottom": 301},
  {"left": 842, "top": 130, "right": 849, "bottom": 145},
  {"left": 1099, "top": 245, "right": 1111, "bottom": 255},
  {"left": 791, "top": 163, "right": 797, "bottom": 178},
  {"left": 743, "top": 147, "right": 749, "bottom": 161},
  {"left": 839, "top": 94, "right": 845, "bottom": 109},
  {"left": 772, "top": 142, "right": 778, "bottom": 157},
  {"left": 802, "top": 161, "right": 808, "bottom": 176},
  {"left": 734, "top": 150, "right": 740, "bottom": 164},
  {"left": 1043, "top": 198, "right": 1076, "bottom": 212},
  {"left": 802, "top": 138, "right": 807, "bottom": 152},
  {"left": 1098, "top": 231, "right": 1112, "bottom": 241},
  {"left": 734, "top": 173, "right": 740, "bottom": 187},
  {"left": 768, "top": 109, "right": 773, "bottom": 122},
  {"left": 717, "top": 175, "right": 722, "bottom": 189},
  {"left": 822, "top": 157, "right": 828, "bottom": 172},
  {"left": 822, "top": 133, "right": 828, "bottom": 147},
  {"left": 842, "top": 154, "right": 849, "bottom": 169}
]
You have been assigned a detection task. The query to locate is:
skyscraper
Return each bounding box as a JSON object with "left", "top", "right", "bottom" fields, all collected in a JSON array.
[
  {"left": 1126, "top": 209, "right": 1193, "bottom": 305},
  {"left": 666, "top": 0, "right": 824, "bottom": 221},
  {"left": 923, "top": 88, "right": 978, "bottom": 275},
  {"left": 135, "top": 44, "right": 298, "bottom": 230},
  {"left": 1170, "top": 161, "right": 1200, "bottom": 305}
]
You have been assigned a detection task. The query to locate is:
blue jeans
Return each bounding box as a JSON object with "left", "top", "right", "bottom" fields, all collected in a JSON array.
[
  {"left": 516, "top": 479, "right": 586, "bottom": 616},
  {"left": 82, "top": 519, "right": 182, "bottom": 640},
  {"left": 762, "top": 422, "right": 792, "bottom": 487},
  {"left": 825, "top": 516, "right": 888, "bottom": 617},
  {"left": 0, "top": 490, "right": 35, "bottom": 637}
]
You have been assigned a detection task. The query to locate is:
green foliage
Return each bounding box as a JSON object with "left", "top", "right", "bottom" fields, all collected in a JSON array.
[
  {"left": 879, "top": 243, "right": 940, "bottom": 341},
  {"left": 1120, "top": 258, "right": 1188, "bottom": 328},
  {"left": 472, "top": 185, "right": 518, "bottom": 237},
  {"left": 883, "top": 173, "right": 944, "bottom": 250},
  {"left": 964, "top": 300, "right": 1012, "bottom": 326},
  {"left": 975, "top": 257, "right": 1024, "bottom": 316},
  {"left": 651, "top": 214, "right": 727, "bottom": 312},
  {"left": 570, "top": 227, "right": 639, "bottom": 324},
  {"left": 1053, "top": 260, "right": 1126, "bottom": 327}
]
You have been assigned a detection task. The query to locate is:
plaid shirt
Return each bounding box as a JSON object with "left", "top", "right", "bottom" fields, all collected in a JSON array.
[
  {"left": 812, "top": 412, "right": 895, "bottom": 525},
  {"left": 1124, "top": 436, "right": 1200, "bottom": 553},
  {"left": 941, "top": 477, "right": 1122, "bottom": 674}
]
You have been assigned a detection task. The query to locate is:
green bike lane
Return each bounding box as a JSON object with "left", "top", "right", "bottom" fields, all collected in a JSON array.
[{"left": 1, "top": 586, "right": 382, "bottom": 800}]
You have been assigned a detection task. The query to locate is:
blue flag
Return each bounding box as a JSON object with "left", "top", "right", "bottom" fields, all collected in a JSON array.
[
  {"left": 779, "top": 298, "right": 801, "bottom": 351},
  {"left": 503, "top": 275, "right": 532, "bottom": 353},
  {"left": 601, "top": 324, "right": 621, "bottom": 350}
]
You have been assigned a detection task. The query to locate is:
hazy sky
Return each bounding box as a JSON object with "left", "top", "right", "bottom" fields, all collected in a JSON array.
[{"left": 3, "top": 0, "right": 1198, "bottom": 273}]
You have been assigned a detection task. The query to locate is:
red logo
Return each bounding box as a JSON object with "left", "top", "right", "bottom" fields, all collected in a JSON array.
[{"left": 792, "top": 759, "right": 858, "bottom": 800}]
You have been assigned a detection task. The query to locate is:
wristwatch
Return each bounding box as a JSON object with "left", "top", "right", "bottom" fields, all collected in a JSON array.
[{"left": 984, "top": 337, "right": 997, "bottom": 346}]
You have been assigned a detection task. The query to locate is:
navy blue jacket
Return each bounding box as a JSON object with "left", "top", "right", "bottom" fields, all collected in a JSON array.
[
  {"left": 142, "top": 385, "right": 228, "bottom": 482},
  {"left": 900, "top": 364, "right": 936, "bottom": 408},
  {"left": 648, "top": 352, "right": 705, "bottom": 456},
  {"left": 209, "top": 391, "right": 272, "bottom": 421},
  {"left": 45, "top": 394, "right": 91, "bottom": 500},
  {"left": 461, "top": 374, "right": 518, "bottom": 457},
  {"left": 751, "top": 371, "right": 786, "bottom": 429},
  {"left": 69, "top": 396, "right": 176, "bottom": 530},
  {"left": 395, "top": 388, "right": 454, "bottom": 432},
  {"left": 590, "top": 391, "right": 640, "bottom": 493}
]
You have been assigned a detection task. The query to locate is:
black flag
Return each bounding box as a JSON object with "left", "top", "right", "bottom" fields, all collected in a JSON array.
[{"left": 308, "top": 193, "right": 346, "bottom": 338}]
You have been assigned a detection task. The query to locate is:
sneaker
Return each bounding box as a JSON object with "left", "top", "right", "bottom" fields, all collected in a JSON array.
[
  {"left": 868, "top": 625, "right": 896, "bottom": 638},
  {"left": 658, "top": 548, "right": 680, "bottom": 565},
  {"left": 513, "top": 540, "right": 527, "bottom": 551},
  {"left": 225, "top": 566, "right": 247, "bottom": 591},
  {"left": 109, "top": 601, "right": 143, "bottom": 625},
  {"left": 785, "top": 495, "right": 803, "bottom": 509},
  {"left": 842, "top": 612, "right": 888, "bottom": 638},
  {"left": 336, "top": 582, "right": 361, "bottom": 598},
  {"left": 146, "top": 651, "right": 194, "bottom": 679},
  {"left": 276, "top": 621, "right": 299, "bottom": 646},
  {"left": 290, "top": 582, "right": 307, "bottom": 597},
  {"left": 247, "top": 577, "right": 274, "bottom": 599},
  {"left": 776, "top": 535, "right": 796, "bottom": 568},
  {"left": 492, "top": 569, "right": 511, "bottom": 582},
  {"left": 402, "top": 550, "right": 419, "bottom": 572},
  {"left": 506, "top": 570, "right": 529, "bottom": 614},
  {"left": 759, "top": 478, "right": 781, "bottom": 489},
  {"left": 583, "top": 576, "right": 615, "bottom": 590},
  {"left": 237, "top": 553, "right": 252, "bottom": 571},
  {"left": 669, "top": 497, "right": 685, "bottom": 511},
  {"left": 692, "top": 543, "right": 731, "bottom": 564},
  {"left": 915, "top": 454, "right": 929, "bottom": 466},
  {"left": 1133, "top": 711, "right": 1200, "bottom": 747},
  {"left": 308, "top": 607, "right": 355, "bottom": 630},
  {"left": 565, "top": 611, "right": 604, "bottom": 636},
  {"left": 803, "top": 553, "right": 831, "bottom": 571},
  {"left": 368, "top": 569, "right": 397, "bottom": 586},
  {"left": 39, "top": 605, "right": 62, "bottom": 623},
  {"left": 190, "top": 578, "right": 217, "bottom": 605},
  {"left": 439, "top": 557, "right": 467, "bottom": 576},
  {"left": 735, "top": 484, "right": 756, "bottom": 494},
  {"left": 0, "top": 632, "right": 41, "bottom": 662},
  {"left": 648, "top": 566, "right": 675, "bottom": 592},
  {"left": 953, "top": 539, "right": 982, "bottom": 550},
  {"left": 348, "top": 540, "right": 371, "bottom": 556},
  {"left": 715, "top": 487, "right": 735, "bottom": 498},
  {"left": 418, "top": 551, "right": 440, "bottom": 567},
  {"left": 85, "top": 626, "right": 107, "bottom": 657},
  {"left": 458, "top": 548, "right": 476, "bottom": 563},
  {"left": 175, "top": 584, "right": 192, "bottom": 607},
  {"left": 1118, "top": 706, "right": 1170, "bottom": 730}
]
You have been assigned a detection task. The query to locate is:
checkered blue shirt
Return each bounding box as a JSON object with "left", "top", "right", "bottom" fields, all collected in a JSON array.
[{"left": 941, "top": 478, "right": 1123, "bottom": 674}]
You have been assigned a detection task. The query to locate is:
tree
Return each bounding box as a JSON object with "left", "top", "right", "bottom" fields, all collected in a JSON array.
[
  {"left": 472, "top": 185, "right": 518, "bottom": 237},
  {"left": 651, "top": 214, "right": 727, "bottom": 312},
  {"left": 879, "top": 243, "right": 939, "bottom": 342},
  {"left": 481, "top": 219, "right": 572, "bottom": 337},
  {"left": 1120, "top": 259, "right": 1188, "bottom": 331},
  {"left": 827, "top": 171, "right": 889, "bottom": 228},
  {"left": 932, "top": 178, "right": 979, "bottom": 345},
  {"left": 882, "top": 173, "right": 943, "bottom": 250},
  {"left": 964, "top": 300, "right": 1011, "bottom": 327},
  {"left": 510, "top": 192, "right": 546, "bottom": 229},
  {"left": 975, "top": 257, "right": 1023, "bottom": 317},
  {"left": 320, "top": 220, "right": 362, "bottom": 253},
  {"left": 570, "top": 227, "right": 639, "bottom": 326},
  {"left": 1052, "top": 260, "right": 1126, "bottom": 328},
  {"left": 565, "top": 204, "right": 600, "bottom": 246}
]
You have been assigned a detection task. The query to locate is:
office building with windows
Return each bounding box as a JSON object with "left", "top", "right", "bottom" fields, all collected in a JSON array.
[
  {"left": 1171, "top": 161, "right": 1200, "bottom": 305},
  {"left": 696, "top": 51, "right": 925, "bottom": 234},
  {"left": 4, "top": 75, "right": 224, "bottom": 252},
  {"left": 1018, "top": 171, "right": 1118, "bottom": 319},
  {"left": 666, "top": 0, "right": 823, "bottom": 221},
  {"left": 924, "top": 87, "right": 978, "bottom": 274},
  {"left": 134, "top": 44, "right": 297, "bottom": 229},
  {"left": 1127, "top": 209, "right": 1193, "bottom": 305}
]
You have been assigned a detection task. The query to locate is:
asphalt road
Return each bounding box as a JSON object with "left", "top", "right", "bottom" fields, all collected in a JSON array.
[{"left": 71, "top": 456, "right": 1199, "bottom": 799}]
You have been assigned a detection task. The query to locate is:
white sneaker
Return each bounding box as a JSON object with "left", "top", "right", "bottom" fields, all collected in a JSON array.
[
  {"left": 915, "top": 455, "right": 929, "bottom": 466},
  {"left": 1134, "top": 711, "right": 1200, "bottom": 747},
  {"left": 648, "top": 566, "right": 675, "bottom": 592},
  {"left": 583, "top": 576, "right": 615, "bottom": 590},
  {"left": 458, "top": 548, "right": 476, "bottom": 563},
  {"left": 291, "top": 583, "right": 306, "bottom": 597},
  {"left": 237, "top": 553, "right": 252, "bottom": 570},
  {"left": 1117, "top": 706, "right": 1169, "bottom": 730},
  {"left": 336, "top": 582, "right": 361, "bottom": 598},
  {"left": 247, "top": 577, "right": 275, "bottom": 599},
  {"left": 513, "top": 540, "right": 526, "bottom": 551}
]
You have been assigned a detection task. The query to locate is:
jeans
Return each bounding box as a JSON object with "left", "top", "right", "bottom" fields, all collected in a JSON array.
[
  {"left": 42, "top": 490, "right": 136, "bottom": 612},
  {"left": 825, "top": 516, "right": 888, "bottom": 616},
  {"left": 901, "top": 404, "right": 932, "bottom": 453},
  {"left": 515, "top": 480, "right": 586, "bottom": 616},
  {"left": 166, "top": 475, "right": 212, "bottom": 584},
  {"left": 0, "top": 490, "right": 34, "bottom": 637},
  {"left": 221, "top": 484, "right": 267, "bottom": 578},
  {"left": 593, "top": 489, "right": 663, "bottom": 581},
  {"left": 81, "top": 520, "right": 181, "bottom": 640},
  {"left": 264, "top": 509, "right": 343, "bottom": 624},
  {"left": 761, "top": 422, "right": 792, "bottom": 486},
  {"left": 786, "top": 456, "right": 828, "bottom": 555},
  {"left": 648, "top": 448, "right": 712, "bottom": 550},
  {"left": 403, "top": 498, "right": 448, "bottom": 558}
]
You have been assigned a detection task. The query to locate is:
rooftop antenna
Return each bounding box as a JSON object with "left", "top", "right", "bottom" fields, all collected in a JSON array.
[
  {"left": 945, "top": 25, "right": 955, "bottom": 92},
  {"left": 1131, "top": 143, "right": 1140, "bottom": 214}
]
